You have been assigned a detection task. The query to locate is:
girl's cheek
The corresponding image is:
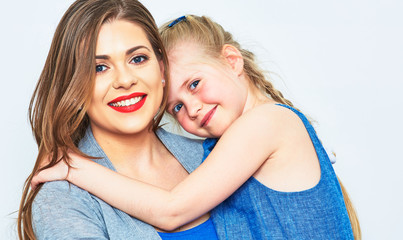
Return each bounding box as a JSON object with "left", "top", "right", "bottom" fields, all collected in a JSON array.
[
  {"left": 199, "top": 85, "right": 217, "bottom": 102},
  {"left": 181, "top": 121, "right": 196, "bottom": 135},
  {"left": 176, "top": 117, "right": 188, "bottom": 129}
]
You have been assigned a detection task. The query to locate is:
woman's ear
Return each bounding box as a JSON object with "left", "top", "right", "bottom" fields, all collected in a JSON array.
[
  {"left": 221, "top": 44, "right": 244, "bottom": 76},
  {"left": 159, "top": 60, "right": 165, "bottom": 87}
]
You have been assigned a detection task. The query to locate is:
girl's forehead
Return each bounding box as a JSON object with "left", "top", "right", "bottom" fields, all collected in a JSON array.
[
  {"left": 168, "top": 41, "right": 204, "bottom": 59},
  {"left": 168, "top": 45, "right": 220, "bottom": 73}
]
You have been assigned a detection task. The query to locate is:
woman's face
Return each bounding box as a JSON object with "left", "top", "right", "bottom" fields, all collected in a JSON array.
[
  {"left": 87, "top": 20, "right": 164, "bottom": 138},
  {"left": 166, "top": 42, "right": 247, "bottom": 138}
]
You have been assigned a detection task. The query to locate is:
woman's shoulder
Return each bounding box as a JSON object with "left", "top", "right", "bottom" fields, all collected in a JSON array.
[
  {"left": 156, "top": 127, "right": 204, "bottom": 173},
  {"left": 32, "top": 181, "right": 108, "bottom": 238},
  {"left": 33, "top": 181, "right": 99, "bottom": 211}
]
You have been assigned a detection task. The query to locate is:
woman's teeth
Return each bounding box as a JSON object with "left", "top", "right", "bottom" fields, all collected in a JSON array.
[{"left": 110, "top": 96, "right": 143, "bottom": 107}]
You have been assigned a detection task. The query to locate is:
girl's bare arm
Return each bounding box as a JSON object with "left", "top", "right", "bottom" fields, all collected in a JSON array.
[{"left": 33, "top": 104, "right": 290, "bottom": 231}]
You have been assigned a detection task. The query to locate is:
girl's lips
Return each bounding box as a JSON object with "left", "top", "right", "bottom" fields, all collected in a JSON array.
[
  {"left": 108, "top": 92, "right": 147, "bottom": 113},
  {"left": 201, "top": 106, "right": 217, "bottom": 127}
]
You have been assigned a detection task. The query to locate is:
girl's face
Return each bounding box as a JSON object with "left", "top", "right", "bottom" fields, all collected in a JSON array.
[
  {"left": 87, "top": 20, "right": 164, "bottom": 138},
  {"left": 166, "top": 42, "right": 247, "bottom": 138}
]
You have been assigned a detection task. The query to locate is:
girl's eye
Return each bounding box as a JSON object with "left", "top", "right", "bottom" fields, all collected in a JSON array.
[
  {"left": 173, "top": 103, "right": 183, "bottom": 114},
  {"left": 131, "top": 55, "right": 148, "bottom": 64},
  {"left": 96, "top": 64, "right": 107, "bottom": 73},
  {"left": 189, "top": 80, "right": 200, "bottom": 90}
]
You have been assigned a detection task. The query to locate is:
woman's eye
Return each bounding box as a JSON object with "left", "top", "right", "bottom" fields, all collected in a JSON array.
[
  {"left": 131, "top": 55, "right": 148, "bottom": 64},
  {"left": 190, "top": 80, "right": 200, "bottom": 90},
  {"left": 96, "top": 65, "right": 107, "bottom": 73},
  {"left": 173, "top": 103, "right": 183, "bottom": 113}
]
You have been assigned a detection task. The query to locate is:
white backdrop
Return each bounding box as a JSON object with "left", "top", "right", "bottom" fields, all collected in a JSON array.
[{"left": 1, "top": 0, "right": 402, "bottom": 239}]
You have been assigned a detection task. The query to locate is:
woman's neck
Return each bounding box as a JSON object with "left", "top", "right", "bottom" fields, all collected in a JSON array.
[{"left": 91, "top": 125, "right": 165, "bottom": 172}]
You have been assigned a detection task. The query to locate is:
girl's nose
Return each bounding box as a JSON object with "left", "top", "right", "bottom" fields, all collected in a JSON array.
[{"left": 187, "top": 100, "right": 202, "bottom": 120}]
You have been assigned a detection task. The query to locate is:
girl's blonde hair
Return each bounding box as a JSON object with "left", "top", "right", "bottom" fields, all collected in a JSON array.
[
  {"left": 18, "top": 0, "right": 169, "bottom": 239},
  {"left": 160, "top": 15, "right": 293, "bottom": 107},
  {"left": 159, "top": 15, "right": 361, "bottom": 239}
]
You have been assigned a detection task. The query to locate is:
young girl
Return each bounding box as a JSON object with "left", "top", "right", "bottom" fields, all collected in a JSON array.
[{"left": 33, "top": 15, "right": 360, "bottom": 239}]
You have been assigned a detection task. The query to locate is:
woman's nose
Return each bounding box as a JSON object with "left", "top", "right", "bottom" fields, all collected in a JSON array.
[{"left": 112, "top": 66, "right": 138, "bottom": 89}]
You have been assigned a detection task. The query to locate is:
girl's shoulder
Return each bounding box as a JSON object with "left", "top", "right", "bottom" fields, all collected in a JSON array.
[
  {"left": 222, "top": 103, "right": 304, "bottom": 155},
  {"left": 251, "top": 102, "right": 299, "bottom": 116},
  {"left": 230, "top": 102, "right": 312, "bottom": 152},
  {"left": 239, "top": 102, "right": 303, "bottom": 133},
  {"left": 242, "top": 104, "right": 322, "bottom": 193}
]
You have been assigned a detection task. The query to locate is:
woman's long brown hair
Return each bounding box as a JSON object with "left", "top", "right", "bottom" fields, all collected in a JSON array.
[{"left": 17, "top": 0, "right": 169, "bottom": 239}]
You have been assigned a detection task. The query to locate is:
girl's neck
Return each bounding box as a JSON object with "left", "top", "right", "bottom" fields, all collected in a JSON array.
[{"left": 242, "top": 81, "right": 275, "bottom": 114}]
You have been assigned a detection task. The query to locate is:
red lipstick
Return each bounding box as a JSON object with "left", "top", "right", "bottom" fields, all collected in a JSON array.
[
  {"left": 201, "top": 106, "right": 217, "bottom": 127},
  {"left": 108, "top": 92, "right": 147, "bottom": 113}
]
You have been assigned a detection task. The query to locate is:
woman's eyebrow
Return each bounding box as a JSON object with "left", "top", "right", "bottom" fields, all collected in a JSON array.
[
  {"left": 126, "top": 45, "right": 151, "bottom": 55},
  {"left": 95, "top": 45, "right": 151, "bottom": 59},
  {"left": 95, "top": 55, "right": 109, "bottom": 60}
]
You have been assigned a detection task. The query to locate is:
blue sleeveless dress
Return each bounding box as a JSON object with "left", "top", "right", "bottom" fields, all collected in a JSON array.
[{"left": 204, "top": 104, "right": 354, "bottom": 239}]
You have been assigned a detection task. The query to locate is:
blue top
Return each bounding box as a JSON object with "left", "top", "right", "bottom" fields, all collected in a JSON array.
[
  {"left": 32, "top": 127, "right": 211, "bottom": 240},
  {"left": 158, "top": 218, "right": 218, "bottom": 240},
  {"left": 204, "top": 104, "right": 354, "bottom": 239}
]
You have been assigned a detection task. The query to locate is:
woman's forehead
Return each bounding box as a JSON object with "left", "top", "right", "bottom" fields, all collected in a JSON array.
[{"left": 96, "top": 20, "right": 152, "bottom": 55}]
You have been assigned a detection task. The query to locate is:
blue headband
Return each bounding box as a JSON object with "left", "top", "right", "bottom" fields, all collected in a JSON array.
[{"left": 168, "top": 15, "right": 187, "bottom": 28}]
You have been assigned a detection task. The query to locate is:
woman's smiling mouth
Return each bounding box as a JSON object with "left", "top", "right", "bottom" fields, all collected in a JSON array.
[
  {"left": 108, "top": 92, "right": 147, "bottom": 113},
  {"left": 109, "top": 96, "right": 144, "bottom": 107}
]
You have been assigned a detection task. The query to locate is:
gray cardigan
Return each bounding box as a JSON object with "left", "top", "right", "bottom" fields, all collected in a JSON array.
[{"left": 32, "top": 127, "right": 204, "bottom": 239}]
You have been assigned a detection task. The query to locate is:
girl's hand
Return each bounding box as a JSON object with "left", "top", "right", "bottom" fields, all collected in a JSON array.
[{"left": 31, "top": 155, "right": 69, "bottom": 190}]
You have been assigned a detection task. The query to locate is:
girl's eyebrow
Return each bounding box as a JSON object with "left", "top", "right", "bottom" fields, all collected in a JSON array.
[
  {"left": 166, "top": 99, "right": 177, "bottom": 112},
  {"left": 167, "top": 69, "right": 202, "bottom": 109},
  {"left": 167, "top": 78, "right": 192, "bottom": 110},
  {"left": 95, "top": 45, "right": 151, "bottom": 60}
]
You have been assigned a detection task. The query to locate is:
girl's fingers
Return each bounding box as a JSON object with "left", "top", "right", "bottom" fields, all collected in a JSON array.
[{"left": 31, "top": 160, "right": 69, "bottom": 190}]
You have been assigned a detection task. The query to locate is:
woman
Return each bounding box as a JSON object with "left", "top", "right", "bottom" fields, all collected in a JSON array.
[{"left": 18, "top": 0, "right": 218, "bottom": 239}]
